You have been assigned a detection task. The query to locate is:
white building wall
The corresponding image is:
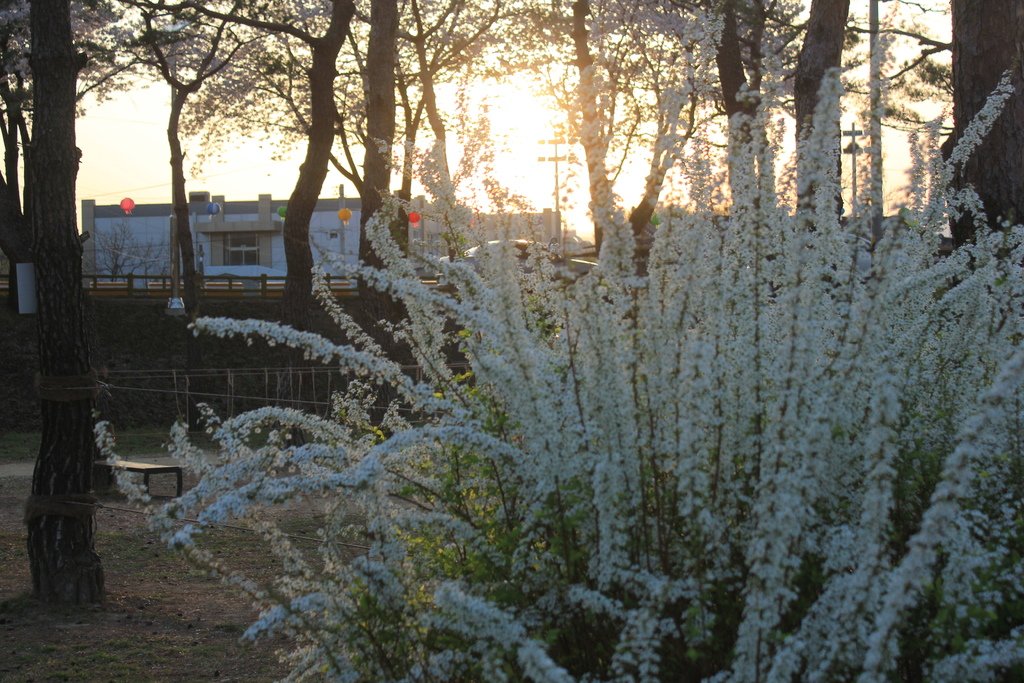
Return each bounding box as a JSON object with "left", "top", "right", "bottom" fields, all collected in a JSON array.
[
  {"left": 83, "top": 193, "right": 552, "bottom": 277},
  {"left": 83, "top": 196, "right": 361, "bottom": 277}
]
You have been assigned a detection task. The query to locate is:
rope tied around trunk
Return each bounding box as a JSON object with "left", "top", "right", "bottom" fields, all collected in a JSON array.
[
  {"left": 24, "top": 494, "right": 99, "bottom": 523},
  {"left": 35, "top": 370, "right": 99, "bottom": 401}
]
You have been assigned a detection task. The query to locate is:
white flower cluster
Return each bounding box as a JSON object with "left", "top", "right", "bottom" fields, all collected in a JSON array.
[{"left": 117, "top": 57, "right": 1024, "bottom": 683}]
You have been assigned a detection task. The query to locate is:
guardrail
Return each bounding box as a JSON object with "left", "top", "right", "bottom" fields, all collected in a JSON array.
[{"left": 0, "top": 274, "right": 357, "bottom": 299}]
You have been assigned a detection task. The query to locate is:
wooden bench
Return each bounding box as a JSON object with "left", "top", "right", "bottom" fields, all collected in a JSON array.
[{"left": 97, "top": 461, "right": 183, "bottom": 497}]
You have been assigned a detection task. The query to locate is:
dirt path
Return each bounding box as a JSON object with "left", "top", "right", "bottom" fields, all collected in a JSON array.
[
  {"left": 0, "top": 464, "right": 292, "bottom": 681},
  {"left": 0, "top": 461, "right": 33, "bottom": 478}
]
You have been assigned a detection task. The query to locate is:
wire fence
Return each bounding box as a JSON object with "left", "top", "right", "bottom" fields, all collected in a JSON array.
[{"left": 99, "top": 363, "right": 469, "bottom": 428}]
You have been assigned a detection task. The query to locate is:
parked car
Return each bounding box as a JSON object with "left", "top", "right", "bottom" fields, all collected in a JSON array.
[
  {"left": 436, "top": 238, "right": 597, "bottom": 281},
  {"left": 548, "top": 234, "right": 596, "bottom": 257},
  {"left": 437, "top": 239, "right": 536, "bottom": 270}
]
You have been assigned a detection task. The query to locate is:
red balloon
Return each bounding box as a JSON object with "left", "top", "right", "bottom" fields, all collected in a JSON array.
[
  {"left": 119, "top": 197, "right": 136, "bottom": 215},
  {"left": 408, "top": 211, "right": 421, "bottom": 224}
]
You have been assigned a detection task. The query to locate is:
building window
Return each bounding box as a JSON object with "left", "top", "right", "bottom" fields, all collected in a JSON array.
[{"left": 225, "top": 232, "right": 259, "bottom": 266}]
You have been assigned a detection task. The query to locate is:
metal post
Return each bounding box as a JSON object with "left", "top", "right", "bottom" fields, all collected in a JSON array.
[
  {"left": 339, "top": 184, "right": 346, "bottom": 261},
  {"left": 869, "top": 0, "right": 884, "bottom": 241},
  {"left": 843, "top": 123, "right": 865, "bottom": 219},
  {"left": 554, "top": 139, "right": 562, "bottom": 249},
  {"left": 538, "top": 137, "right": 567, "bottom": 249}
]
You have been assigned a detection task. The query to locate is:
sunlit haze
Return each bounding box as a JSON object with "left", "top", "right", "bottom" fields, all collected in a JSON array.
[
  {"left": 76, "top": 0, "right": 951, "bottom": 239},
  {"left": 75, "top": 78, "right": 594, "bottom": 233}
]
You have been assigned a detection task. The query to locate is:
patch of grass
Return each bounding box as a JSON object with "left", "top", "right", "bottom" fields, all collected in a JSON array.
[
  {"left": 0, "top": 432, "right": 38, "bottom": 463},
  {"left": 2, "top": 625, "right": 285, "bottom": 681},
  {"left": 106, "top": 428, "right": 174, "bottom": 456},
  {"left": 0, "top": 427, "right": 216, "bottom": 463},
  {"left": 0, "top": 591, "right": 35, "bottom": 615}
]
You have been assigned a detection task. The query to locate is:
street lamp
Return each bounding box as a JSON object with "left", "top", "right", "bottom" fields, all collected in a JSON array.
[
  {"left": 843, "top": 122, "right": 866, "bottom": 219},
  {"left": 538, "top": 136, "right": 566, "bottom": 251}
]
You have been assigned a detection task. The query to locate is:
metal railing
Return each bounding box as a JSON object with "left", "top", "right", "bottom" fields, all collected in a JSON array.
[{"left": 0, "top": 274, "right": 357, "bottom": 299}]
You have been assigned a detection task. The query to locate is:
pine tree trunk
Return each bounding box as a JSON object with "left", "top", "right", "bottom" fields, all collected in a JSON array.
[
  {"left": 26, "top": 0, "right": 104, "bottom": 603},
  {"left": 950, "top": 0, "right": 1024, "bottom": 246}
]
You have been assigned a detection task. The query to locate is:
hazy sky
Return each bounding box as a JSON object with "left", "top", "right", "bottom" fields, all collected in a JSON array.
[
  {"left": 76, "top": 86, "right": 341, "bottom": 206},
  {"left": 74, "top": 1, "right": 951, "bottom": 231}
]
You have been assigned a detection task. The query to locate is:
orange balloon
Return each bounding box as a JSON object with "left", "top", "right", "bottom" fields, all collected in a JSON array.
[
  {"left": 119, "top": 197, "right": 135, "bottom": 214},
  {"left": 337, "top": 208, "right": 352, "bottom": 222},
  {"left": 408, "top": 211, "right": 421, "bottom": 224}
]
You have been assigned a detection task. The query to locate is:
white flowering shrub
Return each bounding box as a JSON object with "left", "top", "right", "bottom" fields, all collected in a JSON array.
[{"left": 121, "top": 73, "right": 1024, "bottom": 681}]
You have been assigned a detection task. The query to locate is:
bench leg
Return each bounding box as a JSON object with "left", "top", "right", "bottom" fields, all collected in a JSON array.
[
  {"left": 175, "top": 470, "right": 183, "bottom": 497},
  {"left": 143, "top": 472, "right": 151, "bottom": 493}
]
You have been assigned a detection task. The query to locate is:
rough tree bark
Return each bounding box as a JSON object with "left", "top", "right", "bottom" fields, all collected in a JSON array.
[
  {"left": 570, "top": 0, "right": 613, "bottom": 252},
  {"left": 167, "top": 90, "right": 200, "bottom": 324},
  {"left": 358, "top": 0, "right": 400, "bottom": 271},
  {"left": 715, "top": 0, "right": 760, "bottom": 122},
  {"left": 26, "top": 0, "right": 105, "bottom": 603},
  {"left": 167, "top": 89, "right": 205, "bottom": 427},
  {"left": 950, "top": 0, "right": 1024, "bottom": 246},
  {"left": 177, "top": 0, "right": 356, "bottom": 329},
  {"left": 280, "top": 0, "right": 356, "bottom": 330},
  {"left": 794, "top": 0, "right": 850, "bottom": 209},
  {"left": 0, "top": 79, "right": 34, "bottom": 310},
  {"left": 355, "top": 0, "right": 406, "bottom": 423}
]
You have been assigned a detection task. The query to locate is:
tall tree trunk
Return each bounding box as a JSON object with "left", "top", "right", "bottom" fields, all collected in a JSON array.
[
  {"left": 359, "top": 0, "right": 400, "bottom": 270},
  {"left": 281, "top": 0, "right": 356, "bottom": 330},
  {"left": 410, "top": 0, "right": 450, "bottom": 181},
  {"left": 395, "top": 73, "right": 424, "bottom": 204},
  {"left": 794, "top": 0, "right": 849, "bottom": 211},
  {"left": 168, "top": 91, "right": 200, "bottom": 323},
  {"left": 714, "top": 0, "right": 771, "bottom": 215},
  {"left": 0, "top": 206, "right": 30, "bottom": 311},
  {"left": 26, "top": 0, "right": 104, "bottom": 604},
  {"left": 571, "top": 0, "right": 613, "bottom": 251},
  {"left": 715, "top": 0, "right": 759, "bottom": 121},
  {"left": 950, "top": 0, "right": 1024, "bottom": 246},
  {"left": 1, "top": 92, "right": 32, "bottom": 310},
  {"left": 168, "top": 89, "right": 203, "bottom": 426},
  {"left": 356, "top": 0, "right": 405, "bottom": 423}
]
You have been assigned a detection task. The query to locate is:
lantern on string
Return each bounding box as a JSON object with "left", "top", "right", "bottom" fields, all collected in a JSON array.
[
  {"left": 277, "top": 206, "right": 287, "bottom": 218},
  {"left": 337, "top": 207, "right": 352, "bottom": 225},
  {"left": 408, "top": 211, "right": 421, "bottom": 225},
  {"left": 650, "top": 213, "right": 661, "bottom": 227},
  {"left": 206, "top": 202, "right": 221, "bottom": 216},
  {"left": 119, "top": 197, "right": 136, "bottom": 215}
]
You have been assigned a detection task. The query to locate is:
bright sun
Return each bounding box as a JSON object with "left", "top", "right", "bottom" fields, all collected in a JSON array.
[{"left": 76, "top": 76, "right": 600, "bottom": 239}]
